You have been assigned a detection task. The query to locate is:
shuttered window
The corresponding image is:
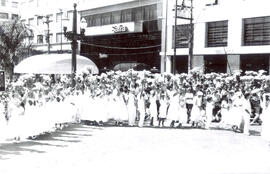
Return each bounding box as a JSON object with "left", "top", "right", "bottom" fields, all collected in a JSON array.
[
  {"left": 243, "top": 16, "right": 270, "bottom": 46},
  {"left": 173, "top": 24, "right": 191, "bottom": 48},
  {"left": 207, "top": 20, "right": 228, "bottom": 47}
]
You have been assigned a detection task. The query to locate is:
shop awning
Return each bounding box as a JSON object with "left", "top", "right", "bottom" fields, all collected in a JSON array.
[{"left": 14, "top": 53, "right": 99, "bottom": 74}]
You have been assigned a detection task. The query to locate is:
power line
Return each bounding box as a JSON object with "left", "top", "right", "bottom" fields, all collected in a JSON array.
[
  {"left": 81, "top": 42, "right": 161, "bottom": 50},
  {"left": 82, "top": 51, "right": 159, "bottom": 56}
]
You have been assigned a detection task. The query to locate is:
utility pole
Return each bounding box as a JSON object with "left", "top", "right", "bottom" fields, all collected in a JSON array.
[
  {"left": 174, "top": 0, "right": 194, "bottom": 73},
  {"left": 60, "top": 9, "right": 63, "bottom": 53},
  {"left": 188, "top": 0, "right": 193, "bottom": 73},
  {"left": 173, "top": 0, "right": 178, "bottom": 75}
]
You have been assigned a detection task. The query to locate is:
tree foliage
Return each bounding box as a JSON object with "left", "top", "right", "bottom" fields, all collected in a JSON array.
[{"left": 0, "top": 18, "right": 32, "bottom": 79}]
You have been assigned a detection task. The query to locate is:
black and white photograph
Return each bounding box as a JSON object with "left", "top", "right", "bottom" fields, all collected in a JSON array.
[{"left": 1, "top": 0, "right": 270, "bottom": 173}]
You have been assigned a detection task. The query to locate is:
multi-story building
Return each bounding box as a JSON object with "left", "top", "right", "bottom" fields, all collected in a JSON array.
[
  {"left": 163, "top": 0, "right": 270, "bottom": 74},
  {"left": 80, "top": 0, "right": 162, "bottom": 71},
  {"left": 19, "top": 0, "right": 86, "bottom": 54},
  {"left": 0, "top": 0, "right": 20, "bottom": 23}
]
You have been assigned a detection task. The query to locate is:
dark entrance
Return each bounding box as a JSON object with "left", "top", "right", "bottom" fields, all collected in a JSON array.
[
  {"left": 204, "top": 55, "right": 227, "bottom": 73},
  {"left": 175, "top": 56, "right": 188, "bottom": 74},
  {"left": 240, "top": 54, "right": 269, "bottom": 74},
  {"left": 80, "top": 31, "right": 161, "bottom": 72}
]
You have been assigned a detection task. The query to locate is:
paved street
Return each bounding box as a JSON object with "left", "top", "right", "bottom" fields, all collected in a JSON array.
[{"left": 0, "top": 124, "right": 270, "bottom": 174}]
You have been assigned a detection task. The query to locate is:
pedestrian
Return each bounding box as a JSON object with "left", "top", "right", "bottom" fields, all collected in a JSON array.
[
  {"left": 242, "top": 93, "right": 251, "bottom": 135},
  {"left": 158, "top": 93, "right": 168, "bottom": 127}
]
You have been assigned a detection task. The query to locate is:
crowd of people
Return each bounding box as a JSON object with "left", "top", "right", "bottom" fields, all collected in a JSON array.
[{"left": 0, "top": 68, "right": 270, "bottom": 144}]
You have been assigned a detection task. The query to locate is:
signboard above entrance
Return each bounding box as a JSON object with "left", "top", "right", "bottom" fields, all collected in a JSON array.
[{"left": 85, "top": 22, "right": 143, "bottom": 36}]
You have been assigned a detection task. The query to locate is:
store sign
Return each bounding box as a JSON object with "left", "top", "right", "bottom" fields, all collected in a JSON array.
[
  {"left": 85, "top": 22, "right": 142, "bottom": 36},
  {"left": 0, "top": 71, "right": 5, "bottom": 91},
  {"left": 112, "top": 25, "right": 129, "bottom": 33}
]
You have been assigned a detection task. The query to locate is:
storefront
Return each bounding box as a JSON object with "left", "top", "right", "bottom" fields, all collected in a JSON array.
[{"left": 80, "top": 1, "right": 162, "bottom": 71}]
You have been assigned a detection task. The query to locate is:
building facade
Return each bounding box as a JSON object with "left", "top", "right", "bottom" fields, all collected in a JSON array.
[
  {"left": 19, "top": 0, "right": 84, "bottom": 54},
  {"left": 163, "top": 0, "right": 270, "bottom": 74},
  {"left": 80, "top": 0, "right": 162, "bottom": 71},
  {"left": 0, "top": 0, "right": 19, "bottom": 22}
]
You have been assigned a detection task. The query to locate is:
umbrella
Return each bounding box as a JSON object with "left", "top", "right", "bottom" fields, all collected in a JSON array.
[{"left": 14, "top": 53, "right": 99, "bottom": 74}]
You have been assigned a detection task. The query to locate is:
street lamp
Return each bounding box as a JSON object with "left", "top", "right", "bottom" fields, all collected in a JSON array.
[{"left": 63, "top": 3, "right": 87, "bottom": 88}]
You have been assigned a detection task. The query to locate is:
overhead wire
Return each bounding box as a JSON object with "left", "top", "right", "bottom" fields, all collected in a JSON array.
[{"left": 81, "top": 42, "right": 161, "bottom": 50}]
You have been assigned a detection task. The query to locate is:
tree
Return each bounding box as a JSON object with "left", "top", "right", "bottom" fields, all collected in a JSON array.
[{"left": 0, "top": 18, "right": 33, "bottom": 80}]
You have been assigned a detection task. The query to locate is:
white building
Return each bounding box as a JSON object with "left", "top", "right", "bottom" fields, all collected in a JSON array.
[
  {"left": 0, "top": 0, "right": 20, "bottom": 22},
  {"left": 163, "top": 0, "right": 270, "bottom": 74}
]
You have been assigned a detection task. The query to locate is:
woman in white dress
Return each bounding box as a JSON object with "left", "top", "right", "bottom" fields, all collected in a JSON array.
[
  {"left": 167, "top": 90, "right": 180, "bottom": 127},
  {"left": 205, "top": 96, "right": 214, "bottom": 129},
  {"left": 261, "top": 93, "right": 270, "bottom": 143},
  {"left": 158, "top": 93, "right": 168, "bottom": 127},
  {"left": 190, "top": 91, "right": 203, "bottom": 127},
  {"left": 149, "top": 90, "right": 158, "bottom": 127},
  {"left": 242, "top": 93, "right": 251, "bottom": 135},
  {"left": 230, "top": 91, "right": 244, "bottom": 132},
  {"left": 127, "top": 89, "right": 137, "bottom": 126},
  {"left": 178, "top": 93, "right": 188, "bottom": 127},
  {"left": 219, "top": 95, "right": 230, "bottom": 128},
  {"left": 137, "top": 91, "right": 146, "bottom": 127}
]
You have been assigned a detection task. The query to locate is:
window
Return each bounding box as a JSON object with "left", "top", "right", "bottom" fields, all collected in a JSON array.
[
  {"left": 56, "top": 33, "right": 62, "bottom": 43},
  {"left": 207, "top": 20, "right": 228, "bottom": 47},
  {"left": 121, "top": 9, "right": 132, "bottom": 23},
  {"left": 12, "top": 14, "right": 18, "bottom": 20},
  {"left": 92, "top": 14, "right": 101, "bottom": 26},
  {"left": 133, "top": 7, "right": 143, "bottom": 22},
  {"left": 56, "top": 12, "right": 62, "bottom": 23},
  {"left": 56, "top": 33, "right": 67, "bottom": 43},
  {"left": 67, "top": 11, "right": 73, "bottom": 20},
  {"left": 111, "top": 11, "right": 121, "bottom": 24},
  {"left": 243, "top": 16, "right": 270, "bottom": 46},
  {"left": 173, "top": 24, "right": 191, "bottom": 48},
  {"left": 101, "top": 13, "right": 111, "bottom": 25},
  {"left": 1, "top": 0, "right": 6, "bottom": 6},
  {"left": 37, "top": 35, "right": 43, "bottom": 44},
  {"left": 143, "top": 4, "right": 157, "bottom": 21},
  {"left": 12, "top": 1, "right": 18, "bottom": 8},
  {"left": 0, "top": 12, "right": 8, "bottom": 19},
  {"left": 37, "top": 17, "right": 43, "bottom": 26},
  {"left": 28, "top": 18, "right": 34, "bottom": 26}
]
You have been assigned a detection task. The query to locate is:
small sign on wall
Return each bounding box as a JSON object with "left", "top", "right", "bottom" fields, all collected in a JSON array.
[{"left": 0, "top": 71, "right": 5, "bottom": 91}]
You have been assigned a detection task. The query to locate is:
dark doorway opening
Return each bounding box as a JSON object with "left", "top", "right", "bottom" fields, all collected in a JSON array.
[
  {"left": 240, "top": 54, "right": 269, "bottom": 74},
  {"left": 204, "top": 55, "right": 227, "bottom": 73},
  {"left": 175, "top": 56, "right": 188, "bottom": 74}
]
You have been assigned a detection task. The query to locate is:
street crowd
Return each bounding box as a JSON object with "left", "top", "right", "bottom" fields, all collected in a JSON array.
[{"left": 0, "top": 68, "right": 270, "bottom": 144}]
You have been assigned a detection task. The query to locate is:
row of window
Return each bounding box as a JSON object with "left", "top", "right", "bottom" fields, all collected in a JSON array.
[
  {"left": 84, "top": 4, "right": 158, "bottom": 27},
  {"left": 24, "top": 11, "right": 72, "bottom": 26},
  {"left": 1, "top": 0, "right": 18, "bottom": 8},
  {"left": 174, "top": 16, "right": 270, "bottom": 48},
  {"left": 0, "top": 12, "right": 18, "bottom": 20},
  {"left": 36, "top": 33, "right": 68, "bottom": 44}
]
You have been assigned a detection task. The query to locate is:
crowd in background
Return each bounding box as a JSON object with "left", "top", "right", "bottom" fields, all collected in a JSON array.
[{"left": 0, "top": 68, "right": 270, "bottom": 144}]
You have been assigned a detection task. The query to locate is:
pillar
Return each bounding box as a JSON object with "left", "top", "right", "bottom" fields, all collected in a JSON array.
[{"left": 227, "top": 55, "right": 240, "bottom": 74}]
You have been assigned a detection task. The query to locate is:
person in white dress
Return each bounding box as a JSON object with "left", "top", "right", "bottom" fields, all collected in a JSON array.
[
  {"left": 178, "top": 93, "right": 188, "bottom": 127},
  {"left": 127, "top": 89, "right": 137, "bottom": 126},
  {"left": 242, "top": 93, "right": 251, "bottom": 135},
  {"left": 158, "top": 93, "right": 168, "bottom": 127},
  {"left": 190, "top": 91, "right": 203, "bottom": 127},
  {"left": 205, "top": 96, "right": 214, "bottom": 129},
  {"left": 137, "top": 91, "right": 146, "bottom": 127},
  {"left": 219, "top": 95, "right": 230, "bottom": 128},
  {"left": 167, "top": 90, "right": 180, "bottom": 127},
  {"left": 261, "top": 93, "right": 270, "bottom": 143},
  {"left": 149, "top": 90, "right": 158, "bottom": 127},
  {"left": 230, "top": 91, "right": 244, "bottom": 132}
]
